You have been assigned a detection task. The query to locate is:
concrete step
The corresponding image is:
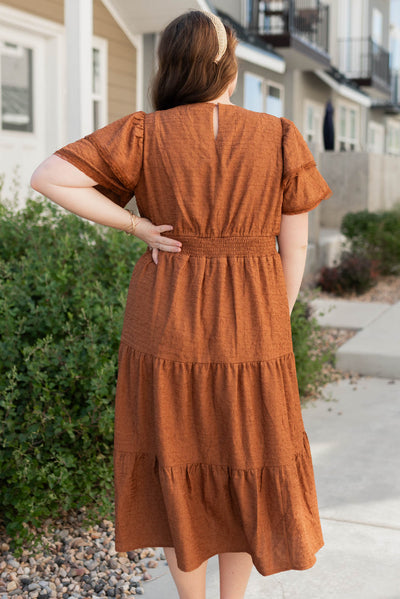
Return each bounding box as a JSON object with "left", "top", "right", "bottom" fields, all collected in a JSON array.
[
  {"left": 336, "top": 301, "right": 400, "bottom": 379},
  {"left": 310, "top": 298, "right": 391, "bottom": 330}
]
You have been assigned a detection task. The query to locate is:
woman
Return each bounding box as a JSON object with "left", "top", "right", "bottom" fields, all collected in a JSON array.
[{"left": 31, "top": 9, "right": 333, "bottom": 599}]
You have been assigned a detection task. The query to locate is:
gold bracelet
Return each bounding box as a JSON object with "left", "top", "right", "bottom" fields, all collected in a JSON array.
[{"left": 125, "top": 210, "right": 141, "bottom": 236}]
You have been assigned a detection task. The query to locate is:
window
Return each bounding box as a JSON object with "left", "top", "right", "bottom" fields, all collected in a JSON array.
[
  {"left": 386, "top": 121, "right": 400, "bottom": 155},
  {"left": 372, "top": 8, "right": 383, "bottom": 46},
  {"left": 263, "top": 1, "right": 285, "bottom": 34},
  {"left": 337, "top": 102, "right": 359, "bottom": 151},
  {"left": 0, "top": 40, "right": 33, "bottom": 132},
  {"left": 304, "top": 100, "right": 324, "bottom": 149},
  {"left": 244, "top": 72, "right": 263, "bottom": 112},
  {"left": 265, "top": 83, "right": 283, "bottom": 117},
  {"left": 368, "top": 122, "right": 384, "bottom": 154},
  {"left": 91, "top": 38, "right": 107, "bottom": 130},
  {"left": 244, "top": 71, "right": 284, "bottom": 117}
]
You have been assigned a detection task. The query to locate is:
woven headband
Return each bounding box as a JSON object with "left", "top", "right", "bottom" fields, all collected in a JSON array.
[{"left": 201, "top": 10, "right": 228, "bottom": 63}]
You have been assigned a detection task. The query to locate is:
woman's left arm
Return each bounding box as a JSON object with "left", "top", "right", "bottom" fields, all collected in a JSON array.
[{"left": 30, "top": 154, "right": 182, "bottom": 262}]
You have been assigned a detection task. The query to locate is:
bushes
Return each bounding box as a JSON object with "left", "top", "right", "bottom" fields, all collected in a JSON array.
[
  {"left": 318, "top": 250, "right": 379, "bottom": 295},
  {"left": 0, "top": 197, "right": 146, "bottom": 552},
  {"left": 341, "top": 207, "right": 400, "bottom": 275},
  {"left": 317, "top": 205, "right": 400, "bottom": 295},
  {"left": 0, "top": 196, "right": 334, "bottom": 551}
]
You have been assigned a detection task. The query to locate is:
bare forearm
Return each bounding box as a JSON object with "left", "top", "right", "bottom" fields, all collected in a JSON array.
[
  {"left": 279, "top": 247, "right": 307, "bottom": 315},
  {"left": 30, "top": 154, "right": 183, "bottom": 263},
  {"left": 277, "top": 213, "right": 309, "bottom": 315},
  {"left": 31, "top": 180, "right": 132, "bottom": 233}
]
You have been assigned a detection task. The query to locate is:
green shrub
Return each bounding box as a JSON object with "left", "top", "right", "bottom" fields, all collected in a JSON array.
[
  {"left": 0, "top": 197, "right": 146, "bottom": 553},
  {"left": 291, "top": 295, "right": 336, "bottom": 399},
  {"left": 0, "top": 196, "right": 334, "bottom": 552},
  {"left": 341, "top": 205, "right": 400, "bottom": 275}
]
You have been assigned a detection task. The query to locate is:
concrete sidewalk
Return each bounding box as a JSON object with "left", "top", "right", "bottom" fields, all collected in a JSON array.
[
  {"left": 310, "top": 298, "right": 400, "bottom": 379},
  {"left": 142, "top": 376, "right": 400, "bottom": 599}
]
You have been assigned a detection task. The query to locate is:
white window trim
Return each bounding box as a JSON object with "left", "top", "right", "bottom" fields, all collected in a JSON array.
[
  {"left": 337, "top": 99, "right": 360, "bottom": 151},
  {"left": 367, "top": 121, "right": 384, "bottom": 154},
  {"left": 0, "top": 4, "right": 65, "bottom": 151},
  {"left": 92, "top": 35, "right": 108, "bottom": 129},
  {"left": 0, "top": 30, "right": 38, "bottom": 136},
  {"left": 0, "top": 4, "right": 64, "bottom": 38},
  {"left": 386, "top": 119, "right": 400, "bottom": 155}
]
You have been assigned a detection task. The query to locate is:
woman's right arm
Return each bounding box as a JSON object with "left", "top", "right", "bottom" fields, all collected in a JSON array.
[
  {"left": 30, "top": 154, "right": 182, "bottom": 263},
  {"left": 277, "top": 212, "right": 309, "bottom": 316}
]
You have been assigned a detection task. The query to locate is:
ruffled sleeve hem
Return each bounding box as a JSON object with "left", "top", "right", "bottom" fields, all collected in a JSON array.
[
  {"left": 281, "top": 160, "right": 333, "bottom": 215},
  {"left": 280, "top": 117, "right": 333, "bottom": 215}
]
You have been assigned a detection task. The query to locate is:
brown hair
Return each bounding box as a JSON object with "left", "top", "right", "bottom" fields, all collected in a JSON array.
[{"left": 149, "top": 10, "right": 238, "bottom": 111}]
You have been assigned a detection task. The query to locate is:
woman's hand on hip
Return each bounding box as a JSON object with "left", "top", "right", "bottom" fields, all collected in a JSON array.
[{"left": 134, "top": 217, "right": 182, "bottom": 264}]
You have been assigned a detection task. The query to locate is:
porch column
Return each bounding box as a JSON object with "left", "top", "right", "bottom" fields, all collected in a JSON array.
[{"left": 64, "top": 0, "right": 93, "bottom": 141}]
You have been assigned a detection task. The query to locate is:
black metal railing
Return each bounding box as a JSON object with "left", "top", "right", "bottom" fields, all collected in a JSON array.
[
  {"left": 338, "top": 37, "right": 390, "bottom": 88},
  {"left": 248, "top": 0, "right": 329, "bottom": 54}
]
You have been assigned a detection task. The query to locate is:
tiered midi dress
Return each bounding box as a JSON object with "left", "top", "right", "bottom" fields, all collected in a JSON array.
[{"left": 54, "top": 102, "right": 333, "bottom": 577}]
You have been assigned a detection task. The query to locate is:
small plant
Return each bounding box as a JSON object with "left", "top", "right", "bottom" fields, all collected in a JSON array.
[
  {"left": 317, "top": 250, "right": 379, "bottom": 295},
  {"left": 291, "top": 294, "right": 336, "bottom": 399}
]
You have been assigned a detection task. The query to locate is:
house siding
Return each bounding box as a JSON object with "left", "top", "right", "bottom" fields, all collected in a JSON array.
[
  {"left": 3, "top": 0, "right": 137, "bottom": 121},
  {"left": 4, "top": 0, "right": 63, "bottom": 23},
  {"left": 93, "top": 0, "right": 137, "bottom": 121}
]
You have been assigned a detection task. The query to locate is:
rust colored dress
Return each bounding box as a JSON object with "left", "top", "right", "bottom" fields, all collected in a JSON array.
[{"left": 54, "top": 102, "right": 333, "bottom": 577}]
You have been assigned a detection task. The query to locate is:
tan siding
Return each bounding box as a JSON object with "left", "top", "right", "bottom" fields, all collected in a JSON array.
[
  {"left": 108, "top": 56, "right": 137, "bottom": 75},
  {"left": 3, "top": 0, "right": 63, "bottom": 23},
  {"left": 109, "top": 99, "right": 136, "bottom": 114},
  {"left": 4, "top": 0, "right": 137, "bottom": 122},
  {"left": 93, "top": 0, "right": 137, "bottom": 121},
  {"left": 108, "top": 83, "right": 136, "bottom": 98}
]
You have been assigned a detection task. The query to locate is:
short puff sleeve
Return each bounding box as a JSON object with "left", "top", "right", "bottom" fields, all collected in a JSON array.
[
  {"left": 54, "top": 110, "right": 145, "bottom": 208},
  {"left": 280, "top": 116, "right": 332, "bottom": 215}
]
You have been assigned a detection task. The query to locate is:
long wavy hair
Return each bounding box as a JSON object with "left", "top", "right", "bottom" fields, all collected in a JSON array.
[{"left": 150, "top": 10, "right": 238, "bottom": 111}]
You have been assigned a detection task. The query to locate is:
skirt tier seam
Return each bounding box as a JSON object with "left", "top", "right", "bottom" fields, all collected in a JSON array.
[
  {"left": 119, "top": 340, "right": 294, "bottom": 366},
  {"left": 113, "top": 430, "right": 309, "bottom": 471}
]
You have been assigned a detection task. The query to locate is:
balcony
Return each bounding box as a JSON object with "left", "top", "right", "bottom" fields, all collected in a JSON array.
[
  {"left": 337, "top": 37, "right": 391, "bottom": 99},
  {"left": 369, "top": 69, "right": 400, "bottom": 114},
  {"left": 247, "top": 0, "right": 330, "bottom": 69}
]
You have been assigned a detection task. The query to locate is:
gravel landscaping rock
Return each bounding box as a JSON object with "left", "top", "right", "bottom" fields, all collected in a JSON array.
[{"left": 0, "top": 510, "right": 168, "bottom": 598}]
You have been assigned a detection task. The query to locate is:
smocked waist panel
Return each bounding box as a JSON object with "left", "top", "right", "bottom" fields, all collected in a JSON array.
[{"left": 158, "top": 234, "right": 277, "bottom": 257}]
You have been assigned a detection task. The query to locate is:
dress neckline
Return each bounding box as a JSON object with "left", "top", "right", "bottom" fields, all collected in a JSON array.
[{"left": 181, "top": 101, "right": 238, "bottom": 108}]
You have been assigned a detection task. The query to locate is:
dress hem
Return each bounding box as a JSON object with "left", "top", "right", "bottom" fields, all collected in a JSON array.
[{"left": 113, "top": 539, "right": 324, "bottom": 577}]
